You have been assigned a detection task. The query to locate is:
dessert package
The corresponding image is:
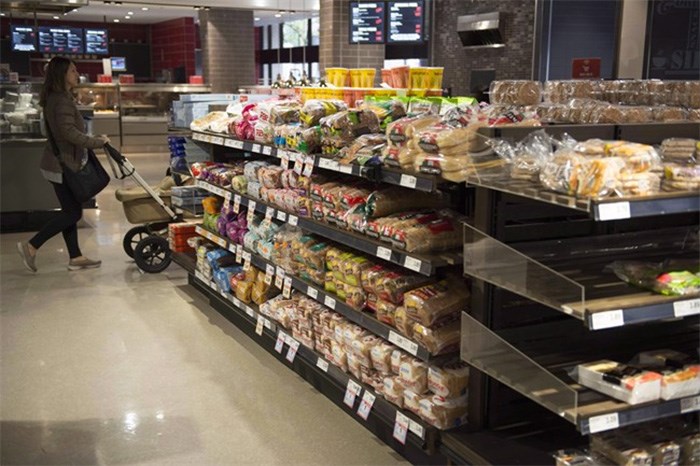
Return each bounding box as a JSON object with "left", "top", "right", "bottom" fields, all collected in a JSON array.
[
  {"left": 575, "top": 360, "right": 662, "bottom": 404},
  {"left": 632, "top": 350, "right": 700, "bottom": 400},
  {"left": 607, "top": 260, "right": 700, "bottom": 296},
  {"left": 590, "top": 433, "right": 653, "bottom": 466}
]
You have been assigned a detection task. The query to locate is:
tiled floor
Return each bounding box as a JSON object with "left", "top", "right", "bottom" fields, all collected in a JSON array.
[{"left": 0, "top": 152, "right": 408, "bottom": 465}]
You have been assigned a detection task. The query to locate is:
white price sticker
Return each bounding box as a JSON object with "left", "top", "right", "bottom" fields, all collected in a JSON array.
[
  {"left": 263, "top": 145, "right": 272, "bottom": 155},
  {"left": 674, "top": 299, "right": 700, "bottom": 317},
  {"left": 409, "top": 420, "right": 425, "bottom": 439},
  {"left": 357, "top": 391, "right": 376, "bottom": 420},
  {"left": 303, "top": 157, "right": 315, "bottom": 177},
  {"left": 283, "top": 277, "right": 293, "bottom": 298},
  {"left": 246, "top": 209, "right": 255, "bottom": 224},
  {"left": 255, "top": 315, "right": 265, "bottom": 336},
  {"left": 590, "top": 310, "right": 624, "bottom": 330},
  {"left": 681, "top": 395, "right": 700, "bottom": 413},
  {"left": 276, "top": 210, "right": 287, "bottom": 222},
  {"left": 597, "top": 202, "right": 631, "bottom": 221},
  {"left": 393, "top": 412, "right": 410, "bottom": 444},
  {"left": 248, "top": 200, "right": 257, "bottom": 214},
  {"left": 588, "top": 413, "right": 619, "bottom": 434},
  {"left": 293, "top": 158, "right": 303, "bottom": 175},
  {"left": 242, "top": 251, "right": 252, "bottom": 271},
  {"left": 274, "top": 266, "right": 285, "bottom": 289},
  {"left": 329, "top": 160, "right": 340, "bottom": 171},
  {"left": 223, "top": 191, "right": 232, "bottom": 210},
  {"left": 195, "top": 270, "right": 205, "bottom": 282},
  {"left": 339, "top": 164, "right": 353, "bottom": 174},
  {"left": 275, "top": 331, "right": 286, "bottom": 353},
  {"left": 316, "top": 358, "right": 329, "bottom": 372},
  {"left": 264, "top": 206, "right": 275, "bottom": 224},
  {"left": 233, "top": 194, "right": 241, "bottom": 213},
  {"left": 400, "top": 174, "right": 418, "bottom": 189},
  {"left": 288, "top": 215, "right": 298, "bottom": 226},
  {"left": 324, "top": 296, "right": 336, "bottom": 310},
  {"left": 388, "top": 330, "right": 419, "bottom": 356},
  {"left": 245, "top": 306, "right": 255, "bottom": 318},
  {"left": 235, "top": 244, "right": 243, "bottom": 263},
  {"left": 403, "top": 256, "right": 422, "bottom": 273},
  {"left": 251, "top": 144, "right": 261, "bottom": 153},
  {"left": 228, "top": 243, "right": 237, "bottom": 254},
  {"left": 286, "top": 339, "right": 300, "bottom": 363},
  {"left": 281, "top": 155, "right": 290, "bottom": 170},
  {"left": 193, "top": 132, "right": 204, "bottom": 141},
  {"left": 264, "top": 264, "right": 275, "bottom": 285},
  {"left": 376, "top": 246, "right": 393, "bottom": 261},
  {"left": 307, "top": 287, "right": 319, "bottom": 300},
  {"left": 232, "top": 296, "right": 241, "bottom": 307},
  {"left": 211, "top": 136, "right": 224, "bottom": 146},
  {"left": 318, "top": 158, "right": 334, "bottom": 170},
  {"left": 344, "top": 379, "right": 362, "bottom": 408}
]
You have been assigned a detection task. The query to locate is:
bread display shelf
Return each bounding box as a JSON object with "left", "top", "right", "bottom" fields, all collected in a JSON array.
[
  {"left": 190, "top": 130, "right": 442, "bottom": 193},
  {"left": 194, "top": 225, "right": 450, "bottom": 362},
  {"left": 189, "top": 271, "right": 437, "bottom": 453},
  {"left": 465, "top": 175, "right": 700, "bottom": 221},
  {"left": 463, "top": 223, "right": 700, "bottom": 329},
  {"left": 194, "top": 179, "right": 461, "bottom": 276},
  {"left": 460, "top": 313, "right": 700, "bottom": 435}
]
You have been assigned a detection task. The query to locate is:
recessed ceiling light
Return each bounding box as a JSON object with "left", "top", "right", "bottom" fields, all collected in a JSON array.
[
  {"left": 127, "top": 11, "right": 133, "bottom": 15},
  {"left": 113, "top": 19, "right": 120, "bottom": 22},
  {"left": 274, "top": 13, "right": 281, "bottom": 18},
  {"left": 125, "top": 15, "right": 131, "bottom": 19},
  {"left": 141, "top": 7, "right": 148, "bottom": 11},
  {"left": 1, "top": 13, "right": 6, "bottom": 16},
  {"left": 254, "top": 17, "right": 260, "bottom": 21}
]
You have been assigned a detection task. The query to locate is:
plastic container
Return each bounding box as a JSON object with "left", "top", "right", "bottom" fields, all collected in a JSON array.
[
  {"left": 428, "top": 67, "right": 444, "bottom": 89},
  {"left": 326, "top": 68, "right": 349, "bottom": 87},
  {"left": 409, "top": 67, "right": 429, "bottom": 89},
  {"left": 381, "top": 69, "right": 394, "bottom": 87},
  {"left": 391, "top": 66, "right": 410, "bottom": 89},
  {"left": 360, "top": 68, "right": 376, "bottom": 87},
  {"left": 350, "top": 69, "right": 363, "bottom": 88}
]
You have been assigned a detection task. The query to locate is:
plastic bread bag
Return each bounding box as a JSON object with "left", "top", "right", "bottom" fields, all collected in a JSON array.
[
  {"left": 343, "top": 283, "right": 367, "bottom": 310},
  {"left": 394, "top": 307, "right": 414, "bottom": 338},
  {"left": 370, "top": 342, "right": 395, "bottom": 374},
  {"left": 403, "top": 390, "right": 431, "bottom": 417},
  {"left": 375, "top": 298, "right": 397, "bottom": 326},
  {"left": 399, "top": 359, "right": 429, "bottom": 394},
  {"left": 417, "top": 124, "right": 486, "bottom": 154},
  {"left": 391, "top": 211, "right": 464, "bottom": 254},
  {"left": 543, "top": 80, "right": 597, "bottom": 103},
  {"left": 303, "top": 242, "right": 331, "bottom": 271},
  {"left": 383, "top": 376, "right": 406, "bottom": 407},
  {"left": 202, "top": 196, "right": 222, "bottom": 215},
  {"left": 257, "top": 165, "right": 284, "bottom": 189},
  {"left": 350, "top": 334, "right": 381, "bottom": 368},
  {"left": 440, "top": 102, "right": 481, "bottom": 128},
  {"left": 428, "top": 363, "right": 470, "bottom": 398},
  {"left": 253, "top": 120, "right": 275, "bottom": 144},
  {"left": 190, "top": 111, "right": 229, "bottom": 132},
  {"left": 663, "top": 164, "right": 700, "bottom": 190},
  {"left": 604, "top": 142, "right": 662, "bottom": 173},
  {"left": 606, "top": 260, "right": 700, "bottom": 296},
  {"left": 412, "top": 318, "right": 461, "bottom": 356},
  {"left": 331, "top": 340, "right": 348, "bottom": 372},
  {"left": 574, "top": 157, "right": 627, "bottom": 198},
  {"left": 346, "top": 352, "right": 362, "bottom": 379},
  {"left": 419, "top": 393, "right": 469, "bottom": 430},
  {"left": 660, "top": 138, "right": 698, "bottom": 164},
  {"left": 489, "top": 80, "right": 542, "bottom": 106},
  {"left": 616, "top": 172, "right": 661, "bottom": 196},
  {"left": 337, "top": 133, "right": 387, "bottom": 166},
  {"left": 269, "top": 101, "right": 302, "bottom": 125},
  {"left": 360, "top": 97, "right": 408, "bottom": 129},
  {"left": 320, "top": 109, "right": 381, "bottom": 140},
  {"left": 390, "top": 350, "right": 411, "bottom": 376},
  {"left": 295, "top": 125, "right": 322, "bottom": 154},
  {"left": 300, "top": 99, "right": 348, "bottom": 127},
  {"left": 342, "top": 256, "right": 372, "bottom": 287},
  {"left": 365, "top": 186, "right": 446, "bottom": 218},
  {"left": 244, "top": 161, "right": 269, "bottom": 182},
  {"left": 589, "top": 433, "right": 653, "bottom": 466},
  {"left": 653, "top": 106, "right": 688, "bottom": 122},
  {"left": 342, "top": 204, "right": 368, "bottom": 235},
  {"left": 374, "top": 269, "right": 433, "bottom": 305},
  {"left": 539, "top": 149, "right": 586, "bottom": 195},
  {"left": 404, "top": 277, "right": 470, "bottom": 327}
]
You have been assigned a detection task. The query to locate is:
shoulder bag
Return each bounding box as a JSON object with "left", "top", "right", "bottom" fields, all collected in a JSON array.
[{"left": 45, "top": 118, "right": 110, "bottom": 202}]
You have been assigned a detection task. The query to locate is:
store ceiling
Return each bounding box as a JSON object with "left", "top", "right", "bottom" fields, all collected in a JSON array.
[{"left": 2, "top": 1, "right": 318, "bottom": 25}]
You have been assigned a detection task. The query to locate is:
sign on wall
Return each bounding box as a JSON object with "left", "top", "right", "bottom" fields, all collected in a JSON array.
[
  {"left": 571, "top": 58, "right": 601, "bottom": 79},
  {"left": 645, "top": 0, "right": 700, "bottom": 79}
]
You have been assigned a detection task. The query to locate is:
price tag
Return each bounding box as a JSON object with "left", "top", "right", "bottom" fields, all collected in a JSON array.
[
  {"left": 223, "top": 191, "right": 232, "bottom": 210},
  {"left": 195, "top": 270, "right": 205, "bottom": 282},
  {"left": 242, "top": 251, "right": 252, "bottom": 271},
  {"left": 303, "top": 157, "right": 315, "bottom": 177},
  {"left": 316, "top": 358, "right": 329, "bottom": 372},
  {"left": 388, "top": 330, "right": 419, "bottom": 356},
  {"left": 251, "top": 144, "right": 261, "bottom": 153},
  {"left": 281, "top": 154, "right": 290, "bottom": 170},
  {"left": 318, "top": 158, "right": 334, "bottom": 170},
  {"left": 376, "top": 246, "right": 393, "bottom": 261},
  {"left": 588, "top": 412, "right": 619, "bottom": 434},
  {"left": 235, "top": 244, "right": 243, "bottom": 263},
  {"left": 393, "top": 412, "right": 410, "bottom": 444},
  {"left": 248, "top": 200, "right": 257, "bottom": 213},
  {"left": 409, "top": 420, "right": 425, "bottom": 439},
  {"left": 403, "top": 256, "right": 422, "bottom": 273},
  {"left": 255, "top": 315, "right": 265, "bottom": 336},
  {"left": 233, "top": 140, "right": 245, "bottom": 149},
  {"left": 263, "top": 146, "right": 272, "bottom": 155},
  {"left": 590, "top": 310, "right": 624, "bottom": 330},
  {"left": 357, "top": 391, "right": 376, "bottom": 420},
  {"left": 324, "top": 296, "right": 336, "bottom": 310},
  {"left": 329, "top": 160, "right": 340, "bottom": 171},
  {"left": 674, "top": 299, "right": 700, "bottom": 317},
  {"left": 307, "top": 286, "right": 319, "bottom": 300},
  {"left": 339, "top": 164, "right": 353, "bottom": 174},
  {"left": 344, "top": 379, "right": 362, "bottom": 408},
  {"left": 245, "top": 306, "right": 255, "bottom": 318},
  {"left": 264, "top": 264, "right": 275, "bottom": 285},
  {"left": 276, "top": 210, "right": 287, "bottom": 222},
  {"left": 264, "top": 206, "right": 275, "bottom": 224},
  {"left": 286, "top": 339, "right": 300, "bottom": 363},
  {"left": 274, "top": 266, "right": 285, "bottom": 289},
  {"left": 227, "top": 243, "right": 237, "bottom": 254},
  {"left": 597, "top": 202, "right": 631, "bottom": 221},
  {"left": 233, "top": 194, "right": 241, "bottom": 213},
  {"left": 288, "top": 215, "right": 298, "bottom": 226},
  {"left": 247, "top": 201, "right": 257, "bottom": 224},
  {"left": 293, "top": 157, "right": 304, "bottom": 175},
  {"left": 400, "top": 174, "right": 418, "bottom": 189},
  {"left": 193, "top": 132, "right": 204, "bottom": 141},
  {"left": 681, "top": 395, "right": 700, "bottom": 413},
  {"left": 212, "top": 136, "right": 224, "bottom": 146},
  {"left": 275, "top": 331, "right": 286, "bottom": 353},
  {"left": 283, "top": 277, "right": 293, "bottom": 298},
  {"left": 231, "top": 295, "right": 241, "bottom": 307}
]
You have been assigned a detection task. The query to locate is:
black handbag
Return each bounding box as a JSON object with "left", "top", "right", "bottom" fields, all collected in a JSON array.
[{"left": 45, "top": 119, "right": 110, "bottom": 202}]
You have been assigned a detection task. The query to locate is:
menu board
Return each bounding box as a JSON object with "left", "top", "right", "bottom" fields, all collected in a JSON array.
[
  {"left": 11, "top": 25, "right": 37, "bottom": 52},
  {"left": 349, "top": 2, "right": 385, "bottom": 44},
  {"left": 38, "top": 27, "right": 84, "bottom": 54},
  {"left": 388, "top": 1, "right": 424, "bottom": 42},
  {"left": 85, "top": 29, "right": 109, "bottom": 55}
]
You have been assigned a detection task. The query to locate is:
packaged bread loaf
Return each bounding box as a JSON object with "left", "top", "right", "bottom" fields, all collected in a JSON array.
[
  {"left": 383, "top": 376, "right": 405, "bottom": 407},
  {"left": 428, "top": 363, "right": 470, "bottom": 398},
  {"left": 375, "top": 298, "right": 398, "bottom": 326},
  {"left": 394, "top": 306, "right": 414, "bottom": 338},
  {"left": 403, "top": 390, "right": 431, "bottom": 417},
  {"left": 351, "top": 334, "right": 381, "bottom": 368},
  {"left": 391, "top": 212, "right": 463, "bottom": 254},
  {"left": 391, "top": 349, "right": 411, "bottom": 375},
  {"left": 419, "top": 393, "right": 469, "bottom": 430},
  {"left": 663, "top": 164, "right": 700, "bottom": 191},
  {"left": 490, "top": 80, "right": 542, "bottom": 106},
  {"left": 605, "top": 142, "right": 661, "bottom": 173},
  {"left": 660, "top": 138, "right": 698, "bottom": 165},
  {"left": 412, "top": 319, "right": 461, "bottom": 355},
  {"left": 404, "top": 277, "right": 470, "bottom": 327},
  {"left": 364, "top": 266, "right": 433, "bottom": 304},
  {"left": 365, "top": 186, "right": 446, "bottom": 218},
  {"left": 590, "top": 433, "right": 652, "bottom": 466},
  {"left": 400, "top": 359, "right": 429, "bottom": 394},
  {"left": 387, "top": 115, "right": 442, "bottom": 147},
  {"left": 300, "top": 99, "right": 348, "bottom": 127},
  {"left": 370, "top": 342, "right": 395, "bottom": 374}
]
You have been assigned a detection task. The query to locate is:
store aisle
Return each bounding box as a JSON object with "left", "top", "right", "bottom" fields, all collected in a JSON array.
[{"left": 0, "top": 152, "right": 408, "bottom": 466}]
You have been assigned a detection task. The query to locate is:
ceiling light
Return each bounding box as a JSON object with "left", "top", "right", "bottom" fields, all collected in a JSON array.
[
  {"left": 141, "top": 7, "right": 149, "bottom": 11},
  {"left": 125, "top": 15, "right": 131, "bottom": 19},
  {"left": 274, "top": 13, "right": 281, "bottom": 18},
  {"left": 1, "top": 12, "right": 7, "bottom": 16},
  {"left": 127, "top": 11, "right": 133, "bottom": 15},
  {"left": 254, "top": 17, "right": 260, "bottom": 21},
  {"left": 53, "top": 16, "right": 59, "bottom": 19},
  {"left": 113, "top": 19, "right": 120, "bottom": 22},
  {"left": 68, "top": 0, "right": 78, "bottom": 3}
]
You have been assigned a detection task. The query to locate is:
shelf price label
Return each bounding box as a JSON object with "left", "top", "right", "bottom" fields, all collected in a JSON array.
[
  {"left": 286, "top": 339, "right": 300, "bottom": 363},
  {"left": 287, "top": 215, "right": 298, "bottom": 226},
  {"left": 276, "top": 210, "right": 287, "bottom": 222},
  {"left": 408, "top": 420, "right": 425, "bottom": 439},
  {"left": 281, "top": 153, "right": 290, "bottom": 170},
  {"left": 264, "top": 206, "right": 275, "bottom": 225},
  {"left": 400, "top": 174, "right": 418, "bottom": 189},
  {"left": 316, "top": 358, "right": 330, "bottom": 372},
  {"left": 339, "top": 164, "right": 353, "bottom": 174},
  {"left": 275, "top": 331, "right": 286, "bottom": 353},
  {"left": 251, "top": 144, "right": 261, "bottom": 153},
  {"left": 357, "top": 390, "right": 376, "bottom": 421},
  {"left": 674, "top": 299, "right": 700, "bottom": 317},
  {"left": 274, "top": 266, "right": 285, "bottom": 289},
  {"left": 282, "top": 277, "right": 293, "bottom": 298},
  {"left": 226, "top": 139, "right": 245, "bottom": 150},
  {"left": 255, "top": 315, "right": 265, "bottom": 336},
  {"left": 193, "top": 132, "right": 204, "bottom": 141},
  {"left": 293, "top": 157, "right": 304, "bottom": 175},
  {"left": 211, "top": 136, "right": 224, "bottom": 146},
  {"left": 233, "top": 194, "right": 241, "bottom": 213},
  {"left": 235, "top": 244, "right": 243, "bottom": 263},
  {"left": 388, "top": 330, "right": 419, "bottom": 356},
  {"left": 587, "top": 412, "right": 619, "bottom": 434},
  {"left": 590, "top": 310, "right": 624, "bottom": 330},
  {"left": 403, "top": 256, "right": 423, "bottom": 273},
  {"left": 681, "top": 395, "right": 700, "bottom": 414},
  {"left": 318, "top": 158, "right": 334, "bottom": 170},
  {"left": 376, "top": 246, "right": 393, "bottom": 261},
  {"left": 227, "top": 243, "right": 237, "bottom": 254},
  {"left": 597, "top": 202, "right": 631, "bottom": 221},
  {"left": 306, "top": 286, "right": 318, "bottom": 300},
  {"left": 324, "top": 296, "right": 336, "bottom": 310},
  {"left": 223, "top": 191, "right": 232, "bottom": 210},
  {"left": 344, "top": 379, "right": 362, "bottom": 408},
  {"left": 194, "top": 270, "right": 206, "bottom": 282},
  {"left": 242, "top": 251, "right": 252, "bottom": 271},
  {"left": 393, "top": 412, "right": 410, "bottom": 445},
  {"left": 245, "top": 306, "right": 255, "bottom": 318},
  {"left": 264, "top": 264, "right": 275, "bottom": 285},
  {"left": 262, "top": 145, "right": 273, "bottom": 156},
  {"left": 303, "top": 156, "right": 315, "bottom": 177}
]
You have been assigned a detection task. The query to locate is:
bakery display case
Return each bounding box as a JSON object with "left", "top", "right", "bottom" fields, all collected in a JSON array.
[
  {"left": 0, "top": 82, "right": 42, "bottom": 137},
  {"left": 76, "top": 83, "right": 121, "bottom": 150}
]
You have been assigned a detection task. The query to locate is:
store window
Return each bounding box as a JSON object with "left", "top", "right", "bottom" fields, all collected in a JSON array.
[
  {"left": 311, "top": 17, "right": 320, "bottom": 46},
  {"left": 283, "top": 19, "right": 308, "bottom": 48},
  {"left": 270, "top": 25, "right": 281, "bottom": 50},
  {"left": 262, "top": 26, "right": 269, "bottom": 50}
]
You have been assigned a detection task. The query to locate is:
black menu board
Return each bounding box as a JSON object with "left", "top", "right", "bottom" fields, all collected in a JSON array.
[
  {"left": 388, "top": 1, "right": 424, "bottom": 43},
  {"left": 39, "top": 27, "right": 84, "bottom": 54},
  {"left": 85, "top": 29, "right": 109, "bottom": 55},
  {"left": 11, "top": 25, "right": 37, "bottom": 52},
  {"left": 349, "top": 2, "right": 385, "bottom": 44}
]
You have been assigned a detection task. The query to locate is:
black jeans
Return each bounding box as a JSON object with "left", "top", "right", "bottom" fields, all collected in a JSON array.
[{"left": 29, "top": 181, "right": 83, "bottom": 259}]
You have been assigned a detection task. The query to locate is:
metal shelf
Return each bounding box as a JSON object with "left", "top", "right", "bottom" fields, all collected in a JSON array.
[
  {"left": 193, "top": 225, "right": 449, "bottom": 361},
  {"left": 466, "top": 176, "right": 700, "bottom": 221},
  {"left": 461, "top": 313, "right": 700, "bottom": 435},
  {"left": 194, "top": 180, "right": 461, "bottom": 276}
]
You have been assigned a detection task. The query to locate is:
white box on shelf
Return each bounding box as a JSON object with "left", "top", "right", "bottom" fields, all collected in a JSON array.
[{"left": 576, "top": 360, "right": 662, "bottom": 405}]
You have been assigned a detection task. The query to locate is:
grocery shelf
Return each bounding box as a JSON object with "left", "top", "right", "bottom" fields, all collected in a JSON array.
[
  {"left": 465, "top": 175, "right": 700, "bottom": 221},
  {"left": 193, "top": 225, "right": 448, "bottom": 361},
  {"left": 463, "top": 223, "right": 700, "bottom": 329},
  {"left": 171, "top": 251, "right": 196, "bottom": 273},
  {"left": 188, "top": 270, "right": 438, "bottom": 457},
  {"left": 190, "top": 130, "right": 444, "bottom": 192},
  {"left": 194, "top": 179, "right": 461, "bottom": 276},
  {"left": 460, "top": 313, "right": 700, "bottom": 435}
]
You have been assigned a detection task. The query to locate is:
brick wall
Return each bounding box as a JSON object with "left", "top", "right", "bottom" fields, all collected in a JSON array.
[
  {"left": 151, "top": 17, "right": 197, "bottom": 79},
  {"left": 319, "top": 0, "right": 385, "bottom": 83},
  {"left": 433, "top": 0, "right": 536, "bottom": 96},
  {"left": 199, "top": 9, "right": 255, "bottom": 93}
]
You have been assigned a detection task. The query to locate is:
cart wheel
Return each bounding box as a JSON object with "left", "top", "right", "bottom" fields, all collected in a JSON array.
[
  {"left": 134, "top": 236, "right": 172, "bottom": 273},
  {"left": 123, "top": 226, "right": 150, "bottom": 258}
]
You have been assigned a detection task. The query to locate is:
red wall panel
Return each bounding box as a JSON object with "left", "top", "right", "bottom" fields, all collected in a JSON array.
[{"left": 150, "top": 17, "right": 197, "bottom": 79}]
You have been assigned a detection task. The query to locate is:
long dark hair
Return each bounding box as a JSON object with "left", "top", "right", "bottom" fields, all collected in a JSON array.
[{"left": 39, "top": 57, "right": 74, "bottom": 107}]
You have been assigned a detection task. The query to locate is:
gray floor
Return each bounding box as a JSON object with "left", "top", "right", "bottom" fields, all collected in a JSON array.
[{"left": 0, "top": 152, "right": 408, "bottom": 466}]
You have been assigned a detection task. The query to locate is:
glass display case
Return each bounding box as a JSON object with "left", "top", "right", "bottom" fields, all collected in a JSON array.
[
  {"left": 76, "top": 83, "right": 121, "bottom": 149},
  {"left": 0, "top": 82, "right": 42, "bottom": 138}
]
